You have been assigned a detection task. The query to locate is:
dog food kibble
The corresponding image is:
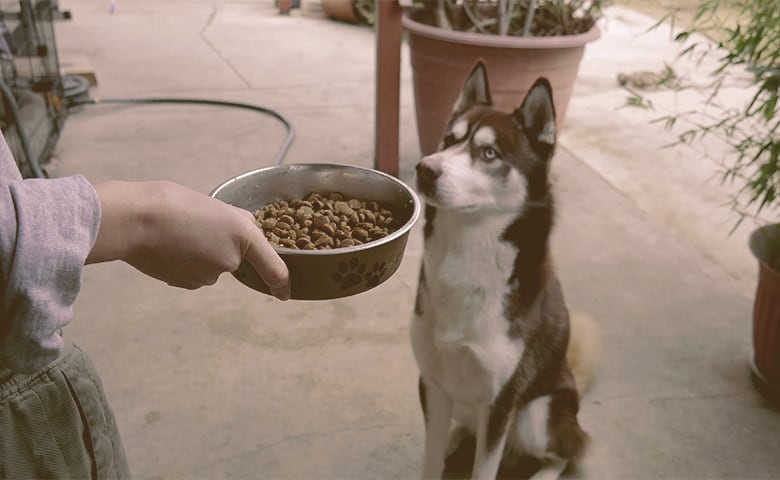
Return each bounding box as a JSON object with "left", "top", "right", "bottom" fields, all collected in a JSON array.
[{"left": 253, "top": 192, "right": 399, "bottom": 250}]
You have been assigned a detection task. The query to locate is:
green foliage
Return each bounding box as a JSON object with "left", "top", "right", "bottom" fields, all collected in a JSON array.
[
  {"left": 706, "top": 1, "right": 778, "bottom": 222},
  {"left": 408, "top": 0, "right": 607, "bottom": 36},
  {"left": 641, "top": 0, "right": 780, "bottom": 227}
]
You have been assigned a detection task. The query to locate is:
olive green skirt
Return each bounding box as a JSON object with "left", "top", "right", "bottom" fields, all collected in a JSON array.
[{"left": 0, "top": 340, "right": 130, "bottom": 479}]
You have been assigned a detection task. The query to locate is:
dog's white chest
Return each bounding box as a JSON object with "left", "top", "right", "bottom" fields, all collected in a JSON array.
[{"left": 412, "top": 210, "right": 524, "bottom": 406}]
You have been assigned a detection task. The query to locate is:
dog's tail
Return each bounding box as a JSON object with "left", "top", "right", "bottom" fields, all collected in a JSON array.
[{"left": 566, "top": 310, "right": 601, "bottom": 395}]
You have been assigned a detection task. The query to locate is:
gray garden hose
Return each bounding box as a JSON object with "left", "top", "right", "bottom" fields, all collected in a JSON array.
[
  {"left": 1, "top": 75, "right": 296, "bottom": 178},
  {"left": 69, "top": 96, "right": 296, "bottom": 169}
]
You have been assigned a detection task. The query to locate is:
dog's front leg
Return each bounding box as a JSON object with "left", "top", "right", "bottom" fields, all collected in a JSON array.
[
  {"left": 529, "top": 458, "right": 568, "bottom": 480},
  {"left": 471, "top": 406, "right": 510, "bottom": 480},
  {"left": 420, "top": 377, "right": 453, "bottom": 479}
]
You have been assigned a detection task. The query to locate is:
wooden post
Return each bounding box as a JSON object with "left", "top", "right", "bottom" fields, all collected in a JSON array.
[{"left": 374, "top": 0, "right": 403, "bottom": 177}]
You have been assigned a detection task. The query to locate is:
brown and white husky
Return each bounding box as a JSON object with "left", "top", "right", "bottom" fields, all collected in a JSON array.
[{"left": 411, "top": 61, "right": 600, "bottom": 480}]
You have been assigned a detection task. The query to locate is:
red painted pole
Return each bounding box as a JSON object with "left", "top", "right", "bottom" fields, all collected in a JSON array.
[{"left": 374, "top": 0, "right": 403, "bottom": 177}]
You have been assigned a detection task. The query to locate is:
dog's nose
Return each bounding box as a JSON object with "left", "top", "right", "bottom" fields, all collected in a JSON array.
[{"left": 416, "top": 161, "right": 440, "bottom": 184}]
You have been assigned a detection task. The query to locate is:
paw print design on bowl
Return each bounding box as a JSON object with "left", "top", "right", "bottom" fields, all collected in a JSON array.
[
  {"left": 332, "top": 257, "right": 367, "bottom": 290},
  {"left": 332, "top": 254, "right": 404, "bottom": 292},
  {"left": 364, "top": 254, "right": 404, "bottom": 288},
  {"left": 364, "top": 261, "right": 388, "bottom": 288}
]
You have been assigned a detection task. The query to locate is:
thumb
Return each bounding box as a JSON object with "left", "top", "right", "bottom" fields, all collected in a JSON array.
[{"left": 244, "top": 232, "right": 291, "bottom": 301}]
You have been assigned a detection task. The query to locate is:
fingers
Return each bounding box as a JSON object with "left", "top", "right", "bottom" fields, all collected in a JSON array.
[
  {"left": 160, "top": 262, "right": 220, "bottom": 290},
  {"left": 244, "top": 230, "right": 291, "bottom": 301}
]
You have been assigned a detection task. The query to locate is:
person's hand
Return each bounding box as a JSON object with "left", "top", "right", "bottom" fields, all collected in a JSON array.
[{"left": 87, "top": 181, "right": 290, "bottom": 300}]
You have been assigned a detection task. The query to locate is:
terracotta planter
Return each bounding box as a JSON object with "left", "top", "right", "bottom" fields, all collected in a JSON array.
[
  {"left": 322, "top": 0, "right": 359, "bottom": 24},
  {"left": 749, "top": 224, "right": 780, "bottom": 402},
  {"left": 403, "top": 11, "right": 600, "bottom": 156}
]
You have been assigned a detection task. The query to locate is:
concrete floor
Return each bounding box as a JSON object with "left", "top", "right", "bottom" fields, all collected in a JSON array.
[{"left": 50, "top": 1, "right": 780, "bottom": 478}]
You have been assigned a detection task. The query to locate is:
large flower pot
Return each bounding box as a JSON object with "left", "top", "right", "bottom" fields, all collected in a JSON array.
[
  {"left": 403, "top": 11, "right": 600, "bottom": 156},
  {"left": 322, "top": 0, "right": 359, "bottom": 23},
  {"left": 749, "top": 224, "right": 780, "bottom": 402},
  {"left": 322, "top": 0, "right": 372, "bottom": 25}
]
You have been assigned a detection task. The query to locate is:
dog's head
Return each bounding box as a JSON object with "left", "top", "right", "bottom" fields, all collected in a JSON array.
[{"left": 415, "top": 61, "right": 556, "bottom": 214}]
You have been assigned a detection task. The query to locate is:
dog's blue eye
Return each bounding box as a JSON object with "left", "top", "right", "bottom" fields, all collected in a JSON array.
[{"left": 482, "top": 147, "right": 498, "bottom": 161}]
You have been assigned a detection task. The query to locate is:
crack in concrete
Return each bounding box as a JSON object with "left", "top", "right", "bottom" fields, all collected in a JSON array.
[
  {"left": 198, "top": 2, "right": 252, "bottom": 89},
  {"left": 202, "top": 1, "right": 218, "bottom": 29}
]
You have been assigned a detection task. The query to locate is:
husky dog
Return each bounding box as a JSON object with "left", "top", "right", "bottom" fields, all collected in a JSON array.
[{"left": 411, "top": 61, "right": 600, "bottom": 480}]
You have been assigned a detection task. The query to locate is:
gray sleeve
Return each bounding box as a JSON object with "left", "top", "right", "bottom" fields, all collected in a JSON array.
[{"left": 0, "top": 147, "right": 101, "bottom": 373}]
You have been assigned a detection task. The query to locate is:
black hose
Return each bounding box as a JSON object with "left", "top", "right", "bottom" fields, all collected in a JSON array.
[
  {"left": 0, "top": 79, "right": 46, "bottom": 178},
  {"left": 69, "top": 96, "right": 295, "bottom": 167}
]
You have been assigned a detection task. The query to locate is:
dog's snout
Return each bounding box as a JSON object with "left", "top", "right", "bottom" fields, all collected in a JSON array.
[{"left": 416, "top": 161, "right": 441, "bottom": 183}]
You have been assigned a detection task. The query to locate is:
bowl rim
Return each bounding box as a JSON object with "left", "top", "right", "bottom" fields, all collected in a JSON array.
[{"left": 209, "top": 162, "right": 422, "bottom": 256}]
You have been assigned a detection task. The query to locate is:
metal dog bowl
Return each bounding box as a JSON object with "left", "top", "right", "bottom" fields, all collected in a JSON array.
[{"left": 210, "top": 163, "right": 421, "bottom": 300}]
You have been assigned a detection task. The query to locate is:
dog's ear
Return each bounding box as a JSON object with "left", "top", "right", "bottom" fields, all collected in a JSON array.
[
  {"left": 452, "top": 60, "right": 492, "bottom": 114},
  {"left": 513, "top": 78, "right": 556, "bottom": 150}
]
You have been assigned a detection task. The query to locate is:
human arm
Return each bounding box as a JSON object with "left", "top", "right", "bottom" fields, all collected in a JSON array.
[
  {"left": 86, "top": 180, "right": 290, "bottom": 299},
  {"left": 0, "top": 174, "right": 100, "bottom": 373},
  {"left": 0, "top": 176, "right": 289, "bottom": 373}
]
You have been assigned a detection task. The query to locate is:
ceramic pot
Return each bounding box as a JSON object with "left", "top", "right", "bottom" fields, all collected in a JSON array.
[
  {"left": 403, "top": 10, "right": 600, "bottom": 155},
  {"left": 322, "top": 0, "right": 359, "bottom": 23},
  {"left": 749, "top": 224, "right": 780, "bottom": 401}
]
